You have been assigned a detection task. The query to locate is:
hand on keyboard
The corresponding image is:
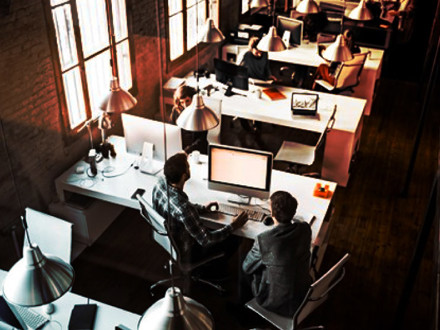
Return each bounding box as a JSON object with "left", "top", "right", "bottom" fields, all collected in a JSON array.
[{"left": 230, "top": 211, "right": 248, "bottom": 231}]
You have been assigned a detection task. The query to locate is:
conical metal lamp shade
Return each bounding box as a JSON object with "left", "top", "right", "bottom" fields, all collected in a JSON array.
[
  {"left": 322, "top": 34, "right": 353, "bottom": 62},
  {"left": 99, "top": 77, "right": 137, "bottom": 113},
  {"left": 138, "top": 287, "right": 214, "bottom": 330},
  {"left": 200, "top": 18, "right": 225, "bottom": 43},
  {"left": 257, "top": 26, "right": 287, "bottom": 52},
  {"left": 296, "top": 0, "right": 320, "bottom": 14},
  {"left": 2, "top": 245, "right": 74, "bottom": 307},
  {"left": 250, "top": 0, "right": 269, "bottom": 9},
  {"left": 346, "top": 0, "right": 373, "bottom": 21},
  {"left": 176, "top": 94, "right": 219, "bottom": 132}
]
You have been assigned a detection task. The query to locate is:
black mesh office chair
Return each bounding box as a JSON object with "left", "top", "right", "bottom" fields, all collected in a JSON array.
[
  {"left": 246, "top": 253, "right": 350, "bottom": 330},
  {"left": 136, "top": 194, "right": 226, "bottom": 295}
]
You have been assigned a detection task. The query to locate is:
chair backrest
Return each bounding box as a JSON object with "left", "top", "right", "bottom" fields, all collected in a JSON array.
[
  {"left": 136, "top": 195, "right": 177, "bottom": 260},
  {"left": 25, "top": 207, "right": 73, "bottom": 263},
  {"left": 334, "top": 52, "right": 369, "bottom": 90},
  {"left": 314, "top": 105, "right": 337, "bottom": 150},
  {"left": 205, "top": 98, "right": 222, "bottom": 145},
  {"left": 293, "top": 253, "right": 350, "bottom": 328}
]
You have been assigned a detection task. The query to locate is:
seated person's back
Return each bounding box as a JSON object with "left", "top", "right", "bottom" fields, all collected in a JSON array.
[
  {"left": 242, "top": 191, "right": 312, "bottom": 316},
  {"left": 239, "top": 36, "right": 272, "bottom": 81}
]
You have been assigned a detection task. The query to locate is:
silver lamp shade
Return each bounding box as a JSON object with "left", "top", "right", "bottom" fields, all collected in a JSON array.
[
  {"left": 138, "top": 287, "right": 214, "bottom": 330},
  {"left": 99, "top": 77, "right": 137, "bottom": 113},
  {"left": 2, "top": 245, "right": 74, "bottom": 307},
  {"left": 322, "top": 34, "right": 353, "bottom": 62},
  {"left": 346, "top": 0, "right": 373, "bottom": 21},
  {"left": 296, "top": 0, "right": 320, "bottom": 14},
  {"left": 176, "top": 94, "right": 219, "bottom": 132},
  {"left": 257, "top": 26, "right": 287, "bottom": 52},
  {"left": 200, "top": 18, "right": 225, "bottom": 43},
  {"left": 250, "top": 0, "right": 269, "bottom": 9}
]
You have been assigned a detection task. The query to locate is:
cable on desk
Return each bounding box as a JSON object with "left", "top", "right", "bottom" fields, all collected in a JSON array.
[{"left": 101, "top": 161, "right": 135, "bottom": 178}]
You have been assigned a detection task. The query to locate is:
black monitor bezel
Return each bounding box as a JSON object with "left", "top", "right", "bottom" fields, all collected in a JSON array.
[{"left": 214, "top": 58, "right": 249, "bottom": 91}]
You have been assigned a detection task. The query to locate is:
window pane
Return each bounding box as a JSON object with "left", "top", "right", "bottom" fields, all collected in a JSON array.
[
  {"left": 52, "top": 5, "right": 78, "bottom": 71},
  {"left": 169, "top": 13, "right": 184, "bottom": 60},
  {"left": 242, "top": 0, "right": 249, "bottom": 14},
  {"left": 198, "top": 0, "right": 206, "bottom": 33},
  {"left": 63, "top": 67, "right": 87, "bottom": 129},
  {"left": 84, "top": 50, "right": 112, "bottom": 117},
  {"left": 187, "top": 0, "right": 196, "bottom": 7},
  {"left": 116, "top": 40, "right": 132, "bottom": 91},
  {"left": 186, "top": 6, "right": 196, "bottom": 50},
  {"left": 168, "top": 0, "right": 182, "bottom": 16},
  {"left": 211, "top": 0, "right": 219, "bottom": 26},
  {"left": 51, "top": 0, "right": 68, "bottom": 6},
  {"left": 76, "top": 0, "right": 109, "bottom": 57},
  {"left": 112, "top": 0, "right": 128, "bottom": 42}
]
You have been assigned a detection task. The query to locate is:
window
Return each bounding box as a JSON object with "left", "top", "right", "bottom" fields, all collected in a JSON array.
[
  {"left": 167, "top": 0, "right": 219, "bottom": 61},
  {"left": 49, "top": 0, "right": 133, "bottom": 133},
  {"left": 242, "top": 0, "right": 250, "bottom": 14}
]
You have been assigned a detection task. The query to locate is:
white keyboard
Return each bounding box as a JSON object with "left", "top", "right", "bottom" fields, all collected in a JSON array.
[
  {"left": 218, "top": 203, "right": 269, "bottom": 222},
  {"left": 14, "top": 305, "right": 49, "bottom": 329}
]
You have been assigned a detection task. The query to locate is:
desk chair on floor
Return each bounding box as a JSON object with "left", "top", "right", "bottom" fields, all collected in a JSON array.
[
  {"left": 136, "top": 195, "right": 226, "bottom": 295},
  {"left": 313, "top": 52, "right": 370, "bottom": 94},
  {"left": 274, "top": 106, "right": 337, "bottom": 177},
  {"left": 246, "top": 253, "right": 350, "bottom": 330}
]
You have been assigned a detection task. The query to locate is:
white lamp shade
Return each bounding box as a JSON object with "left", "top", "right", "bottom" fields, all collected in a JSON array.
[
  {"left": 138, "top": 287, "right": 214, "bottom": 330},
  {"left": 296, "top": 0, "right": 320, "bottom": 14},
  {"left": 250, "top": 0, "right": 269, "bottom": 9},
  {"left": 322, "top": 34, "right": 353, "bottom": 62},
  {"left": 176, "top": 94, "right": 219, "bottom": 132},
  {"left": 200, "top": 18, "right": 225, "bottom": 43},
  {"left": 257, "top": 26, "right": 287, "bottom": 52},
  {"left": 346, "top": 0, "right": 373, "bottom": 21},
  {"left": 2, "top": 245, "right": 74, "bottom": 307},
  {"left": 99, "top": 77, "right": 137, "bottom": 113}
]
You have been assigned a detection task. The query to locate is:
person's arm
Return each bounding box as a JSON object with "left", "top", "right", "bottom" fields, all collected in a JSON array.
[{"left": 242, "top": 238, "right": 263, "bottom": 275}]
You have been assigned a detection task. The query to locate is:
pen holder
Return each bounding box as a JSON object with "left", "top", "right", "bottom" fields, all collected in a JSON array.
[{"left": 313, "top": 183, "right": 331, "bottom": 198}]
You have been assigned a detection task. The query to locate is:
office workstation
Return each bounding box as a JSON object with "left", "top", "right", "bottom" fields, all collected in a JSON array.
[{"left": 0, "top": 0, "right": 438, "bottom": 329}]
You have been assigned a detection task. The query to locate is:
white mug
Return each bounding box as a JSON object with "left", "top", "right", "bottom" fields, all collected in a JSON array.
[{"left": 190, "top": 150, "right": 200, "bottom": 164}]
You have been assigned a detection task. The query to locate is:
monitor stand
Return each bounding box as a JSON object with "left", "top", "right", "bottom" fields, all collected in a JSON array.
[
  {"left": 227, "top": 194, "right": 251, "bottom": 205},
  {"left": 224, "top": 84, "right": 233, "bottom": 97}
]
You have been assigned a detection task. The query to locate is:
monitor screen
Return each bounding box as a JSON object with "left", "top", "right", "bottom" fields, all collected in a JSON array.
[
  {"left": 277, "top": 16, "right": 303, "bottom": 46},
  {"left": 214, "top": 58, "right": 249, "bottom": 92},
  {"left": 208, "top": 144, "right": 272, "bottom": 200}
]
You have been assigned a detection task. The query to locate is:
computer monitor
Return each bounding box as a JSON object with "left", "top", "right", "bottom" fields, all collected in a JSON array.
[
  {"left": 277, "top": 16, "right": 303, "bottom": 47},
  {"left": 214, "top": 58, "right": 249, "bottom": 96},
  {"left": 121, "top": 113, "right": 182, "bottom": 161},
  {"left": 208, "top": 144, "right": 273, "bottom": 200}
]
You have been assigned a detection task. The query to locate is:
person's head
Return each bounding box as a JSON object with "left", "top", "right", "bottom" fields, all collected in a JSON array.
[
  {"left": 269, "top": 191, "right": 298, "bottom": 224},
  {"left": 173, "top": 85, "right": 196, "bottom": 110},
  {"left": 248, "top": 36, "right": 263, "bottom": 58},
  {"left": 164, "top": 152, "right": 190, "bottom": 185}
]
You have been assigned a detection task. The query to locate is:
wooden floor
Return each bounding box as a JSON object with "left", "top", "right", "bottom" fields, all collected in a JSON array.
[{"left": 70, "top": 77, "right": 439, "bottom": 330}]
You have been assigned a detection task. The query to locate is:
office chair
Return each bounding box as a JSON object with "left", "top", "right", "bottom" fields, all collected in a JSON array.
[
  {"left": 136, "top": 195, "right": 226, "bottom": 295},
  {"left": 274, "top": 106, "right": 337, "bottom": 177},
  {"left": 313, "top": 52, "right": 370, "bottom": 94},
  {"left": 245, "top": 253, "right": 350, "bottom": 330}
]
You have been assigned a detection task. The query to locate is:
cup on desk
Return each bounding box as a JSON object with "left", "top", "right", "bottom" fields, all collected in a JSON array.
[
  {"left": 251, "top": 89, "right": 262, "bottom": 99},
  {"left": 190, "top": 150, "right": 200, "bottom": 164}
]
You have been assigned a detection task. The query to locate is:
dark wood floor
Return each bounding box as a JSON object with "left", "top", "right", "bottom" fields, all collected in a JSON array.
[{"left": 71, "top": 78, "right": 439, "bottom": 330}]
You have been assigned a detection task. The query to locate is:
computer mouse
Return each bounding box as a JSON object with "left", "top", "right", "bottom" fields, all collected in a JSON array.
[{"left": 263, "top": 216, "right": 274, "bottom": 226}]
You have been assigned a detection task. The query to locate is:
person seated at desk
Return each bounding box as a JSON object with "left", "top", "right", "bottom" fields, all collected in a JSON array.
[
  {"left": 238, "top": 37, "right": 276, "bottom": 81},
  {"left": 242, "top": 191, "right": 312, "bottom": 316},
  {"left": 170, "top": 85, "right": 209, "bottom": 154},
  {"left": 152, "top": 152, "right": 248, "bottom": 265}
]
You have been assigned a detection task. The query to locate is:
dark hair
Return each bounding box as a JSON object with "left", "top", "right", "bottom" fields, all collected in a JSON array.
[
  {"left": 270, "top": 191, "right": 298, "bottom": 223},
  {"left": 164, "top": 153, "right": 188, "bottom": 184},
  {"left": 173, "top": 85, "right": 196, "bottom": 107}
]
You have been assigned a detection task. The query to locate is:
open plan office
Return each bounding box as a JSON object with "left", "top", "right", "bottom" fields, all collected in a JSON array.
[{"left": 1, "top": 0, "right": 438, "bottom": 329}]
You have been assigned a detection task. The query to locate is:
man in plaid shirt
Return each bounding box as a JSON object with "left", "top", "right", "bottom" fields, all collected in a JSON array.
[{"left": 152, "top": 152, "right": 248, "bottom": 263}]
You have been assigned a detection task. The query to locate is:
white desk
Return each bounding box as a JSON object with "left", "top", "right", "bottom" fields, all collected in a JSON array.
[
  {"left": 0, "top": 269, "right": 140, "bottom": 330},
  {"left": 222, "top": 42, "right": 384, "bottom": 116},
  {"left": 185, "top": 74, "right": 365, "bottom": 186}
]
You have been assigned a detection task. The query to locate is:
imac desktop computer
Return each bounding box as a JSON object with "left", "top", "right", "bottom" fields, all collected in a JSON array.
[
  {"left": 214, "top": 58, "right": 249, "bottom": 97},
  {"left": 208, "top": 144, "right": 273, "bottom": 202},
  {"left": 277, "top": 16, "right": 303, "bottom": 47}
]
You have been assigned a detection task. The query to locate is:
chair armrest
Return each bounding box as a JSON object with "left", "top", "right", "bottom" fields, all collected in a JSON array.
[{"left": 314, "top": 79, "right": 334, "bottom": 91}]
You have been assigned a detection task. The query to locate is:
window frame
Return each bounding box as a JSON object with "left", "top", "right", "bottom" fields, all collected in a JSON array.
[{"left": 43, "top": 0, "right": 136, "bottom": 144}]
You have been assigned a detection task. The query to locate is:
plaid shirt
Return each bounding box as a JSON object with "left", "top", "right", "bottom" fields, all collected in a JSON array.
[{"left": 152, "top": 177, "right": 233, "bottom": 251}]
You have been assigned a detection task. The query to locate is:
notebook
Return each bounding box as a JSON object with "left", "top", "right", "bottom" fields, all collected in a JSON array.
[{"left": 262, "top": 87, "right": 286, "bottom": 101}]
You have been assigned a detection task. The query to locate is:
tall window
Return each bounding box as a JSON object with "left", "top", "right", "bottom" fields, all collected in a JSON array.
[
  {"left": 49, "top": 0, "right": 133, "bottom": 132},
  {"left": 242, "top": 0, "right": 250, "bottom": 14},
  {"left": 167, "top": 0, "right": 219, "bottom": 61}
]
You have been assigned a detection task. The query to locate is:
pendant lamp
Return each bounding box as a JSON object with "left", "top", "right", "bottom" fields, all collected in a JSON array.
[
  {"left": 257, "top": 26, "right": 287, "bottom": 52},
  {"left": 322, "top": 34, "right": 353, "bottom": 62},
  {"left": 296, "top": 0, "right": 320, "bottom": 14},
  {"left": 138, "top": 287, "right": 214, "bottom": 330},
  {"left": 200, "top": 0, "right": 224, "bottom": 43},
  {"left": 250, "top": 0, "right": 269, "bottom": 9},
  {"left": 346, "top": 0, "right": 373, "bottom": 21},
  {"left": 176, "top": 94, "right": 219, "bottom": 131}
]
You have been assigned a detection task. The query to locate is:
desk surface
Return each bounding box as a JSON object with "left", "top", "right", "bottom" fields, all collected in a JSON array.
[
  {"left": 0, "top": 269, "right": 140, "bottom": 330},
  {"left": 55, "top": 136, "right": 337, "bottom": 242}
]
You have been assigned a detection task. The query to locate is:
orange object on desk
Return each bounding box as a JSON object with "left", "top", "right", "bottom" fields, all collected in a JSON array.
[{"left": 313, "top": 183, "right": 332, "bottom": 198}]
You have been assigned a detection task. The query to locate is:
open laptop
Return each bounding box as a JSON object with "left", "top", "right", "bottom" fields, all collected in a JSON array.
[{"left": 0, "top": 296, "right": 48, "bottom": 330}]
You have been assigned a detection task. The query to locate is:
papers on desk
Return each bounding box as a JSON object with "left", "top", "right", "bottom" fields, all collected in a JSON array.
[
  {"left": 250, "top": 78, "right": 274, "bottom": 86},
  {"left": 262, "top": 87, "right": 286, "bottom": 101}
]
